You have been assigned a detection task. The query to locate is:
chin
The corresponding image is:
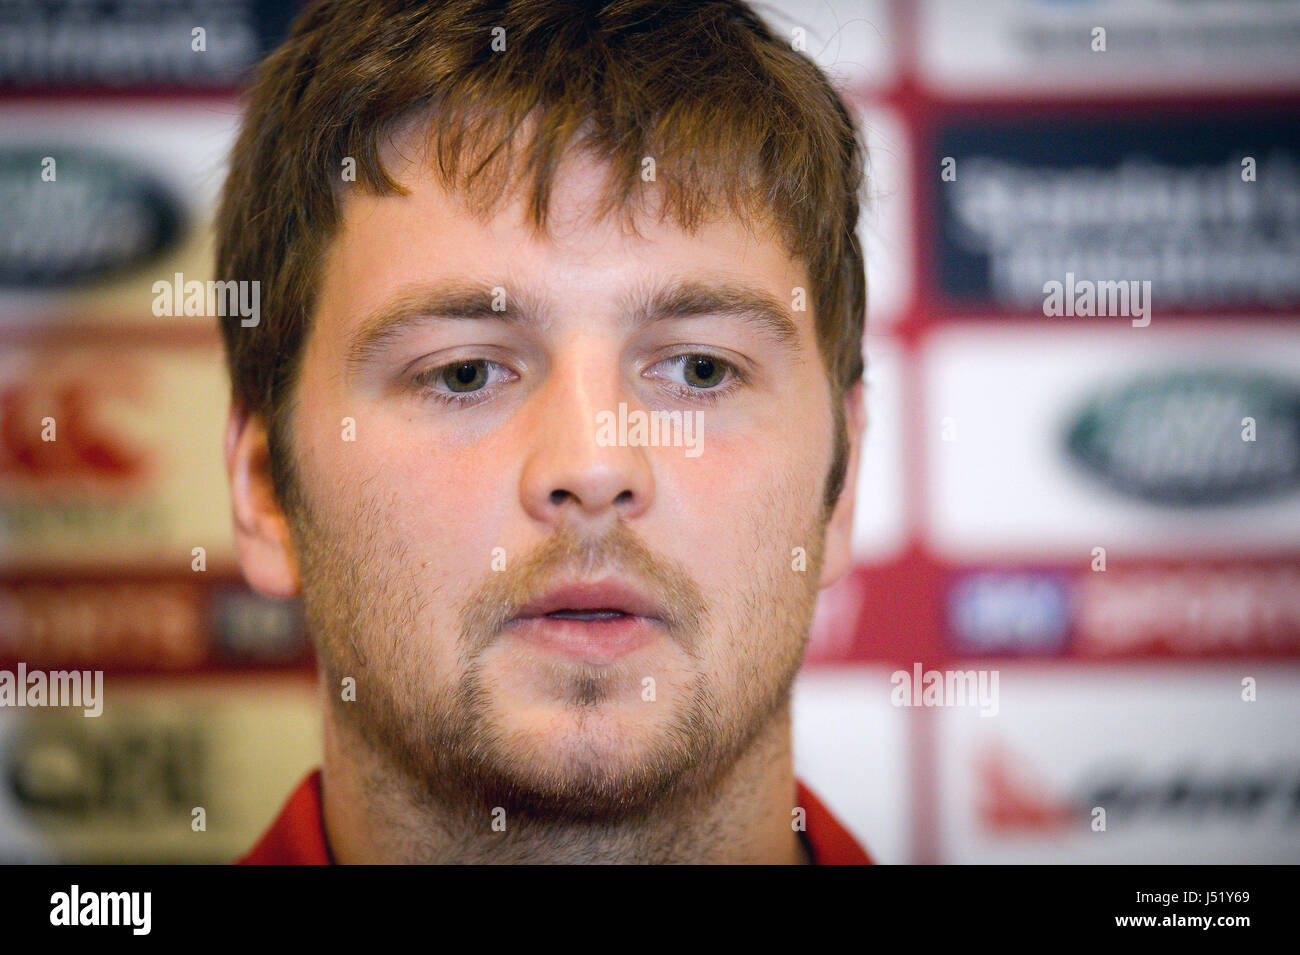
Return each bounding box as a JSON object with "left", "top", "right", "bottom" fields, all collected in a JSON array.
[
  {"left": 505, "top": 699, "right": 671, "bottom": 764},
  {"left": 486, "top": 705, "right": 692, "bottom": 806}
]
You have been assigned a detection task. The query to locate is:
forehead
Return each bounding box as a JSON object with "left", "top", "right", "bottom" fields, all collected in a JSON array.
[{"left": 322, "top": 117, "right": 804, "bottom": 286}]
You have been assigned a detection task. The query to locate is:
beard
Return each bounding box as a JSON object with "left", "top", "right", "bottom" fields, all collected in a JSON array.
[{"left": 288, "top": 462, "right": 834, "bottom": 831}]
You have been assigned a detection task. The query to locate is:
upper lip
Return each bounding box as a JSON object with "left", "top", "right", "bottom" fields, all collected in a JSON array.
[{"left": 513, "top": 578, "right": 663, "bottom": 620}]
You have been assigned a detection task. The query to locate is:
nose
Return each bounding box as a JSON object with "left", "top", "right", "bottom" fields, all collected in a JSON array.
[{"left": 519, "top": 351, "right": 654, "bottom": 529}]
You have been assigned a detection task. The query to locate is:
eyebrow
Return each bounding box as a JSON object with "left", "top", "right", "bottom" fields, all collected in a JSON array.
[
  {"left": 344, "top": 278, "right": 803, "bottom": 372},
  {"left": 622, "top": 279, "right": 802, "bottom": 352}
]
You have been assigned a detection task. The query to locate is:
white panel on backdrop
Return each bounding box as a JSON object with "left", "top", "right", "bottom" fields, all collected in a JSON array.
[
  {"left": 923, "top": 323, "right": 1300, "bottom": 559},
  {"left": 0, "top": 102, "right": 240, "bottom": 325},
  {"left": 935, "top": 664, "right": 1300, "bottom": 863},
  {"left": 918, "top": 0, "right": 1300, "bottom": 94}
]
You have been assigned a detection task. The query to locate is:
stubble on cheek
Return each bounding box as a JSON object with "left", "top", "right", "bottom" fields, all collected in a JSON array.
[
  {"left": 708, "top": 458, "right": 831, "bottom": 745},
  {"left": 289, "top": 482, "right": 444, "bottom": 717}
]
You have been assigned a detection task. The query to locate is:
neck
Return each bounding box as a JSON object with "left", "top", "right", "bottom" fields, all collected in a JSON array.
[{"left": 319, "top": 683, "right": 809, "bottom": 864}]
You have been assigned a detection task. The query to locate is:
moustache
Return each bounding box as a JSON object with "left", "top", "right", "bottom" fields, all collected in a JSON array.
[{"left": 457, "top": 522, "right": 708, "bottom": 655}]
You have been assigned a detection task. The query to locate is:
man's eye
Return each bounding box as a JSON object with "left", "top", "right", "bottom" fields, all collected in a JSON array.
[
  {"left": 442, "top": 360, "right": 492, "bottom": 393},
  {"left": 410, "top": 359, "right": 513, "bottom": 404},
  {"left": 681, "top": 355, "right": 727, "bottom": 388},
  {"left": 653, "top": 353, "right": 741, "bottom": 391}
]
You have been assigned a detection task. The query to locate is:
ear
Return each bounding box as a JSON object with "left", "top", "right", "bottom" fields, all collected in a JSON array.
[
  {"left": 818, "top": 379, "right": 865, "bottom": 591},
  {"left": 224, "top": 401, "right": 301, "bottom": 598}
]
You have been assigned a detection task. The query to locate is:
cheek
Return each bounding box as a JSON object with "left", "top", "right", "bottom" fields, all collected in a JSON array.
[
  {"left": 360, "top": 417, "right": 514, "bottom": 556},
  {"left": 664, "top": 441, "right": 818, "bottom": 678},
  {"left": 660, "top": 426, "right": 814, "bottom": 577},
  {"left": 672, "top": 412, "right": 822, "bottom": 512},
  {"left": 295, "top": 371, "right": 511, "bottom": 565}
]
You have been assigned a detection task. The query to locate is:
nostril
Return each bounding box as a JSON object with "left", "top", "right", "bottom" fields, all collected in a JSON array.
[{"left": 546, "top": 487, "right": 636, "bottom": 509}]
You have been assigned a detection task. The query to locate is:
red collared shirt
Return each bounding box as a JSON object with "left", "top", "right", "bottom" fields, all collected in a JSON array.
[{"left": 237, "top": 768, "right": 874, "bottom": 864}]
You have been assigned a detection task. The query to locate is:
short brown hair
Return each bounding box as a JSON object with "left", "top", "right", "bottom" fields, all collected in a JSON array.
[{"left": 215, "top": 0, "right": 867, "bottom": 514}]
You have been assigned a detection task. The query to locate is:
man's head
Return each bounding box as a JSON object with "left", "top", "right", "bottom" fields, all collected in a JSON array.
[{"left": 218, "top": 0, "right": 867, "bottom": 824}]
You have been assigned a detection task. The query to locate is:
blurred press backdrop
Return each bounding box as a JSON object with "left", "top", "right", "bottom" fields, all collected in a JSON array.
[{"left": 0, "top": 0, "right": 1298, "bottom": 863}]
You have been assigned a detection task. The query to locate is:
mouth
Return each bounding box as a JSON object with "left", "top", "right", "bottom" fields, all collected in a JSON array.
[
  {"left": 512, "top": 579, "right": 665, "bottom": 623},
  {"left": 507, "top": 579, "right": 666, "bottom": 662},
  {"left": 540, "top": 609, "right": 632, "bottom": 621}
]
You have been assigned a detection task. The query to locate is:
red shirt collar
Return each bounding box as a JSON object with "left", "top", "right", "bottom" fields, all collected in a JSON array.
[{"left": 237, "top": 769, "right": 873, "bottom": 865}]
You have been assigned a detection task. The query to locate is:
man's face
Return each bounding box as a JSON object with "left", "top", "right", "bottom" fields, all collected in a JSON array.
[{"left": 261, "top": 133, "right": 857, "bottom": 820}]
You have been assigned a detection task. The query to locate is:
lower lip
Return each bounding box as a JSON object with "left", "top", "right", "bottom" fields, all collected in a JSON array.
[{"left": 506, "top": 614, "right": 663, "bottom": 662}]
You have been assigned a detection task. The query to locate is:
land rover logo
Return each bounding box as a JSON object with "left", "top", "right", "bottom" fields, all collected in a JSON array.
[
  {"left": 1065, "top": 371, "right": 1300, "bottom": 505},
  {"left": 0, "top": 147, "right": 185, "bottom": 288}
]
